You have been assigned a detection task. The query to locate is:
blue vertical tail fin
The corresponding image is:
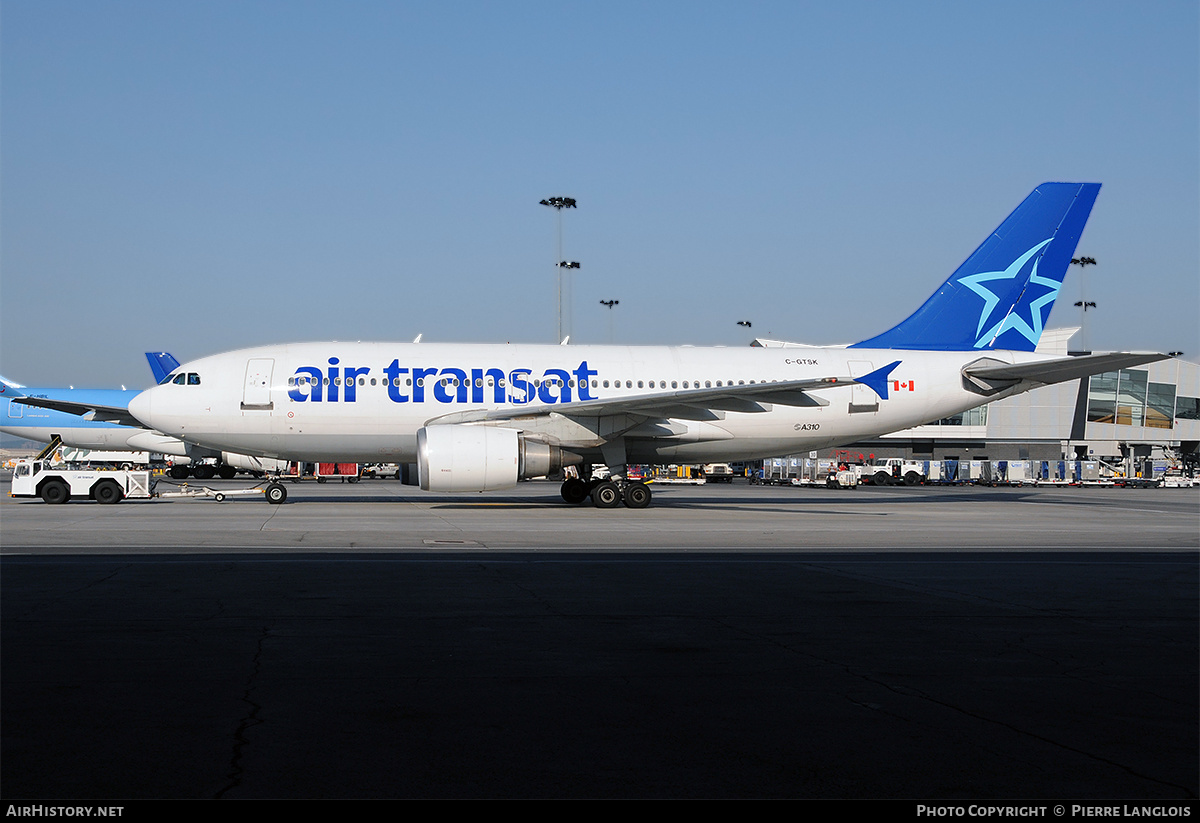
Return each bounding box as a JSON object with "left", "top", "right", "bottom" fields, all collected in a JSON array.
[
  {"left": 0, "top": 375, "right": 26, "bottom": 397},
  {"left": 851, "top": 182, "right": 1100, "bottom": 352},
  {"left": 146, "top": 352, "right": 182, "bottom": 384}
]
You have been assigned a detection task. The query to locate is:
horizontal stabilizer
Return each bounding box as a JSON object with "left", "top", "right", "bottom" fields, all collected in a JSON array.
[
  {"left": 963, "top": 352, "right": 1170, "bottom": 389},
  {"left": 855, "top": 360, "right": 903, "bottom": 401}
]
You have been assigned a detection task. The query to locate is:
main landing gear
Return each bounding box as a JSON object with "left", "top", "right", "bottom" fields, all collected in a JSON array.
[{"left": 560, "top": 476, "right": 652, "bottom": 509}]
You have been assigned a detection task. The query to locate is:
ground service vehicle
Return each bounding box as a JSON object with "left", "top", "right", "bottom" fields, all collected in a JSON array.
[
  {"left": 10, "top": 459, "right": 289, "bottom": 505},
  {"left": 859, "top": 458, "right": 928, "bottom": 486},
  {"left": 11, "top": 460, "right": 151, "bottom": 504},
  {"left": 702, "top": 463, "right": 735, "bottom": 483}
]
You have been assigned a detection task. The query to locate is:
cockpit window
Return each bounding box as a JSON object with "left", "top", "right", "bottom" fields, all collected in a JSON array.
[
  {"left": 188, "top": 373, "right": 201, "bottom": 385},
  {"left": 173, "top": 374, "right": 186, "bottom": 385},
  {"left": 161, "top": 372, "right": 179, "bottom": 385}
]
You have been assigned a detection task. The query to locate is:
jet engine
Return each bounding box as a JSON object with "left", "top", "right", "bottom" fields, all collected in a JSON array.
[
  {"left": 417, "top": 425, "right": 578, "bottom": 492},
  {"left": 221, "top": 452, "right": 290, "bottom": 474}
]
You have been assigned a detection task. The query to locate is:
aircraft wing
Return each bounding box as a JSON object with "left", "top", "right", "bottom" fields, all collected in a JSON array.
[
  {"left": 12, "top": 397, "right": 146, "bottom": 428},
  {"left": 425, "top": 362, "right": 901, "bottom": 426},
  {"left": 962, "top": 352, "right": 1169, "bottom": 389}
]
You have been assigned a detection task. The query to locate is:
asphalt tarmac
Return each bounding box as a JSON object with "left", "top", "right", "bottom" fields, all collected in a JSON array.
[{"left": 2, "top": 478, "right": 1197, "bottom": 799}]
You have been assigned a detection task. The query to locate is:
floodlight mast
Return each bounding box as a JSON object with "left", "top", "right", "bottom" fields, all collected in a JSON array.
[
  {"left": 540, "top": 197, "right": 578, "bottom": 342},
  {"left": 600, "top": 299, "right": 620, "bottom": 343},
  {"left": 1071, "top": 256, "right": 1097, "bottom": 353},
  {"left": 737, "top": 320, "right": 753, "bottom": 345}
]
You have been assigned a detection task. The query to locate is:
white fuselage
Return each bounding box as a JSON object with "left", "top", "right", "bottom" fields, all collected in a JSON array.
[{"left": 128, "top": 342, "right": 1035, "bottom": 464}]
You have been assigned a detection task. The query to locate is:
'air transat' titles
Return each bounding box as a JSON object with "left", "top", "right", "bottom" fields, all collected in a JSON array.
[{"left": 287, "top": 358, "right": 598, "bottom": 406}]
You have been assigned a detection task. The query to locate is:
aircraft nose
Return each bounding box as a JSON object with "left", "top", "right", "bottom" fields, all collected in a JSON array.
[{"left": 128, "top": 388, "right": 154, "bottom": 428}]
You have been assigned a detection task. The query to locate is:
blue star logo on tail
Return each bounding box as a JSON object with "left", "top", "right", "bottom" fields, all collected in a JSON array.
[
  {"left": 956, "top": 238, "right": 1054, "bottom": 349},
  {"left": 975, "top": 257, "right": 1062, "bottom": 348}
]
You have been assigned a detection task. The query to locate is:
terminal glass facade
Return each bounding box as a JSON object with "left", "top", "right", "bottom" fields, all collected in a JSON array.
[
  {"left": 1117, "top": 369, "right": 1147, "bottom": 426},
  {"left": 1147, "top": 382, "right": 1176, "bottom": 429},
  {"left": 1087, "top": 369, "right": 1178, "bottom": 430},
  {"left": 1087, "top": 372, "right": 1120, "bottom": 424},
  {"left": 936, "top": 405, "right": 988, "bottom": 426}
]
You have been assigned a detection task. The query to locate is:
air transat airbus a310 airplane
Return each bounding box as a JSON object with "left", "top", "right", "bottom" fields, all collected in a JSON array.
[{"left": 118, "top": 183, "right": 1168, "bottom": 508}]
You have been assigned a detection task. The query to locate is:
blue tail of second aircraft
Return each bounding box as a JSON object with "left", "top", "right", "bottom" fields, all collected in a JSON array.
[
  {"left": 0, "top": 376, "right": 26, "bottom": 397},
  {"left": 146, "top": 352, "right": 182, "bottom": 384},
  {"left": 851, "top": 182, "right": 1100, "bottom": 352}
]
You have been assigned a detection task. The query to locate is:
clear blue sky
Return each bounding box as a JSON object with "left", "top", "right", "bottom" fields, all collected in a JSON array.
[{"left": 2, "top": 0, "right": 1197, "bottom": 388}]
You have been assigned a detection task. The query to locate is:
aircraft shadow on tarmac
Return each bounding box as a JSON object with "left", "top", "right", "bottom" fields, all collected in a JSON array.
[{"left": 245, "top": 487, "right": 1048, "bottom": 510}]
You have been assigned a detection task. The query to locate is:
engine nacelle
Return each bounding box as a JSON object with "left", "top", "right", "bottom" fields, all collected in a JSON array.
[
  {"left": 221, "top": 452, "right": 290, "bottom": 474},
  {"left": 124, "top": 431, "right": 189, "bottom": 457},
  {"left": 417, "top": 426, "right": 576, "bottom": 492}
]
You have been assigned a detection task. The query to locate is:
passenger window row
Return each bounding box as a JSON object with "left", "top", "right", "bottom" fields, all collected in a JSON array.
[{"left": 282, "top": 376, "right": 778, "bottom": 390}]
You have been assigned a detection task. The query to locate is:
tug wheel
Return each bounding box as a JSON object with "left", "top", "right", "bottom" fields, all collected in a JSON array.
[
  {"left": 40, "top": 481, "right": 70, "bottom": 505},
  {"left": 93, "top": 480, "right": 123, "bottom": 505}
]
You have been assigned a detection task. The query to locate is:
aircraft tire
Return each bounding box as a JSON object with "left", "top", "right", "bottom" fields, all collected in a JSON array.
[
  {"left": 40, "top": 481, "right": 70, "bottom": 505},
  {"left": 265, "top": 483, "right": 288, "bottom": 505},
  {"left": 93, "top": 480, "right": 123, "bottom": 505},
  {"left": 169, "top": 466, "right": 189, "bottom": 479},
  {"left": 192, "top": 464, "right": 216, "bottom": 480},
  {"left": 218, "top": 466, "right": 237, "bottom": 480},
  {"left": 623, "top": 481, "right": 651, "bottom": 509},
  {"left": 560, "top": 478, "right": 589, "bottom": 505},
  {"left": 591, "top": 481, "right": 622, "bottom": 509}
]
